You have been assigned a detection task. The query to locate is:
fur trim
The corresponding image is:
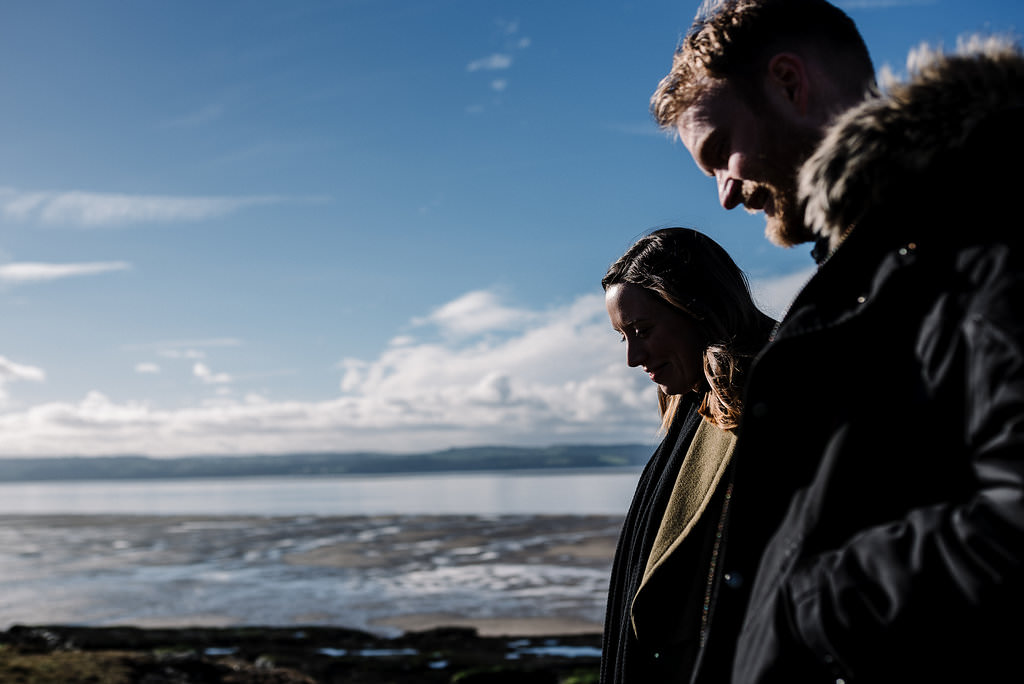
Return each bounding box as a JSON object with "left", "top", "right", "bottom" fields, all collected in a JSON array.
[{"left": 799, "top": 35, "right": 1024, "bottom": 251}]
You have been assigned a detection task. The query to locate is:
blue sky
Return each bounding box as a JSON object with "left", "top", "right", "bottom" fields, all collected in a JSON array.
[{"left": 0, "top": 0, "right": 1019, "bottom": 457}]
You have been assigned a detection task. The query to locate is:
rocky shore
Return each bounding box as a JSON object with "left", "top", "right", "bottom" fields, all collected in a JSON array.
[{"left": 0, "top": 623, "right": 602, "bottom": 683}]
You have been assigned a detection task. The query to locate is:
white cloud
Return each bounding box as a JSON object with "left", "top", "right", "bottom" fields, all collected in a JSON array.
[
  {"left": 0, "top": 268, "right": 820, "bottom": 458},
  {"left": 0, "top": 261, "right": 131, "bottom": 283},
  {"left": 160, "top": 349, "right": 207, "bottom": 360},
  {"left": 124, "top": 338, "right": 241, "bottom": 360},
  {"left": 0, "top": 356, "right": 45, "bottom": 383},
  {"left": 497, "top": 18, "right": 520, "bottom": 35},
  {"left": 0, "top": 355, "right": 45, "bottom": 408},
  {"left": 464, "top": 19, "right": 528, "bottom": 109},
  {"left": 467, "top": 54, "right": 513, "bottom": 71},
  {"left": 193, "top": 362, "right": 232, "bottom": 385},
  {"left": 159, "top": 103, "right": 226, "bottom": 129},
  {"left": 750, "top": 267, "right": 816, "bottom": 319},
  {"left": 414, "top": 289, "right": 534, "bottom": 337},
  {"left": 0, "top": 187, "right": 282, "bottom": 227},
  {"left": 0, "top": 291, "right": 661, "bottom": 457},
  {"left": 839, "top": 0, "right": 935, "bottom": 7},
  {"left": 135, "top": 363, "right": 161, "bottom": 375}
]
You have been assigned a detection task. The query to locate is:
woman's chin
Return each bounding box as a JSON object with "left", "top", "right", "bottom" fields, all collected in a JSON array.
[{"left": 658, "top": 381, "right": 699, "bottom": 397}]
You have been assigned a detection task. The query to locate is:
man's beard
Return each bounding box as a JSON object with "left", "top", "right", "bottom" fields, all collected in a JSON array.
[
  {"left": 749, "top": 124, "right": 821, "bottom": 248},
  {"left": 761, "top": 177, "right": 814, "bottom": 248},
  {"left": 736, "top": 174, "right": 814, "bottom": 248}
]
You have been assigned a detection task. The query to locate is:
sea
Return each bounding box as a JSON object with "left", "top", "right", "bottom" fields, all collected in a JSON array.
[
  {"left": 0, "top": 469, "right": 643, "bottom": 636},
  {"left": 0, "top": 469, "right": 643, "bottom": 517}
]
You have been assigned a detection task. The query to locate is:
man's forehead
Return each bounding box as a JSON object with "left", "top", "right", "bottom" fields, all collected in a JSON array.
[{"left": 675, "top": 79, "right": 734, "bottom": 148}]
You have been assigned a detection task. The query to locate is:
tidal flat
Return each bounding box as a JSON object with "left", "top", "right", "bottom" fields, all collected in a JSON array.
[
  {"left": 0, "top": 513, "right": 622, "bottom": 635},
  {"left": 0, "top": 513, "right": 619, "bottom": 682}
]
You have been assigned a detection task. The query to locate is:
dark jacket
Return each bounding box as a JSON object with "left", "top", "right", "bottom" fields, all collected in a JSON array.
[
  {"left": 601, "top": 397, "right": 737, "bottom": 683},
  {"left": 695, "top": 40, "right": 1024, "bottom": 683}
]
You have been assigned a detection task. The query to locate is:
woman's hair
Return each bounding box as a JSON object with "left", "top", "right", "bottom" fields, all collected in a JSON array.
[{"left": 602, "top": 227, "right": 773, "bottom": 431}]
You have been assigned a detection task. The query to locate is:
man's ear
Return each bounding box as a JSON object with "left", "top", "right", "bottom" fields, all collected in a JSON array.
[{"left": 765, "top": 53, "right": 809, "bottom": 115}]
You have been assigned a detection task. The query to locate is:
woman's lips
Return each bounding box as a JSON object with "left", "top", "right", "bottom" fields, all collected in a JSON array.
[{"left": 645, "top": 363, "right": 668, "bottom": 383}]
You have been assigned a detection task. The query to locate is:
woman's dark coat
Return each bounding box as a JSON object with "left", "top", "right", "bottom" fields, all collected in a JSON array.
[
  {"left": 601, "top": 397, "right": 737, "bottom": 683},
  {"left": 694, "top": 40, "right": 1024, "bottom": 683}
]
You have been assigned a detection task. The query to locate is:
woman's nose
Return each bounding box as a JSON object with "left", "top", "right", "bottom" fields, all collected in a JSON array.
[{"left": 626, "top": 340, "right": 644, "bottom": 368}]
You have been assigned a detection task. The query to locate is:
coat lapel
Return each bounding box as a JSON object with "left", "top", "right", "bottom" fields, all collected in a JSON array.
[{"left": 631, "top": 419, "right": 736, "bottom": 637}]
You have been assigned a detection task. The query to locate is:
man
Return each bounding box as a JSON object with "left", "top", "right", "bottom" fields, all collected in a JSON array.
[
  {"left": 653, "top": 0, "right": 874, "bottom": 255},
  {"left": 648, "top": 1, "right": 1024, "bottom": 682}
]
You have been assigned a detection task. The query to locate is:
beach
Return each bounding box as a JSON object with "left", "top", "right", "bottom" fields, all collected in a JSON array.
[
  {"left": 0, "top": 512, "right": 620, "bottom": 681},
  {"left": 0, "top": 513, "right": 622, "bottom": 636}
]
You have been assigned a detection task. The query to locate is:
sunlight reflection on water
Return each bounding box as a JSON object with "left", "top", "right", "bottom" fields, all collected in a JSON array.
[{"left": 0, "top": 469, "right": 643, "bottom": 516}]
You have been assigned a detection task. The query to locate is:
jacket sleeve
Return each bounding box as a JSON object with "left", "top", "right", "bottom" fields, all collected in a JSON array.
[{"left": 784, "top": 251, "right": 1024, "bottom": 681}]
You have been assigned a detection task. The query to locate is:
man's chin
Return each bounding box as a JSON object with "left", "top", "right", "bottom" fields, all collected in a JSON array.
[{"left": 764, "top": 214, "right": 815, "bottom": 248}]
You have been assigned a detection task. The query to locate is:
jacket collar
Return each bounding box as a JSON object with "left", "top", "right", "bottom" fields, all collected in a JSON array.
[{"left": 798, "top": 36, "right": 1024, "bottom": 254}]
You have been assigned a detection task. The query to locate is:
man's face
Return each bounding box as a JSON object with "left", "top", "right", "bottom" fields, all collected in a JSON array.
[{"left": 676, "top": 78, "right": 818, "bottom": 247}]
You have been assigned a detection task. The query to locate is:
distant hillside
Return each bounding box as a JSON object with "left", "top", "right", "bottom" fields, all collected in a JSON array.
[{"left": 0, "top": 444, "right": 652, "bottom": 483}]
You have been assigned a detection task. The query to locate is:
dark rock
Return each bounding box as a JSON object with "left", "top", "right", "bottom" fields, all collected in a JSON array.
[{"left": 0, "top": 624, "right": 602, "bottom": 683}]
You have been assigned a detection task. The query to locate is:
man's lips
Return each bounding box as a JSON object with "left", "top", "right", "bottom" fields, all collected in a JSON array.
[{"left": 744, "top": 187, "right": 775, "bottom": 216}]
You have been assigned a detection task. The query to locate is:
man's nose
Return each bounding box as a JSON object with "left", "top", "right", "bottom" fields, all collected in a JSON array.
[{"left": 717, "top": 172, "right": 742, "bottom": 210}]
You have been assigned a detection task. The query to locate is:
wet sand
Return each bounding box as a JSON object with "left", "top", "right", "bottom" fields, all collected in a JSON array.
[{"left": 0, "top": 513, "right": 623, "bottom": 636}]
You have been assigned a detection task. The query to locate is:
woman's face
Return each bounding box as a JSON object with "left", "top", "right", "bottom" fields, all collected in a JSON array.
[{"left": 605, "top": 283, "right": 705, "bottom": 396}]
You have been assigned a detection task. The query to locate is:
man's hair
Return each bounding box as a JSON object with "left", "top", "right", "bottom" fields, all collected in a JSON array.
[
  {"left": 651, "top": 0, "right": 874, "bottom": 127},
  {"left": 602, "top": 227, "right": 773, "bottom": 431}
]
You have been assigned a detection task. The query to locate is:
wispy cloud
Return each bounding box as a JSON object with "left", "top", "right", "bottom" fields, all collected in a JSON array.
[
  {"left": 159, "top": 349, "right": 208, "bottom": 360},
  {"left": 465, "top": 17, "right": 531, "bottom": 109},
  {"left": 193, "top": 362, "right": 232, "bottom": 385},
  {"left": 0, "top": 356, "right": 45, "bottom": 384},
  {"left": 0, "top": 261, "right": 131, "bottom": 284},
  {"left": 466, "top": 54, "right": 513, "bottom": 71},
  {"left": 0, "top": 355, "right": 45, "bottom": 407},
  {"left": 124, "top": 338, "right": 241, "bottom": 381},
  {"left": 0, "top": 188, "right": 283, "bottom": 228},
  {"left": 839, "top": 0, "right": 935, "bottom": 7},
  {"left": 159, "top": 103, "right": 226, "bottom": 129},
  {"left": 750, "top": 267, "right": 815, "bottom": 319},
  {"left": 123, "top": 338, "right": 242, "bottom": 354},
  {"left": 608, "top": 121, "right": 673, "bottom": 137}
]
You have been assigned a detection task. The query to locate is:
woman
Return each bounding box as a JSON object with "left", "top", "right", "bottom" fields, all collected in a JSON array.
[{"left": 599, "top": 227, "right": 773, "bottom": 683}]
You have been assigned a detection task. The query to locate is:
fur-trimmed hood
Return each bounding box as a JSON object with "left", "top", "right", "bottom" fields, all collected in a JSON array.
[{"left": 799, "top": 36, "right": 1024, "bottom": 252}]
